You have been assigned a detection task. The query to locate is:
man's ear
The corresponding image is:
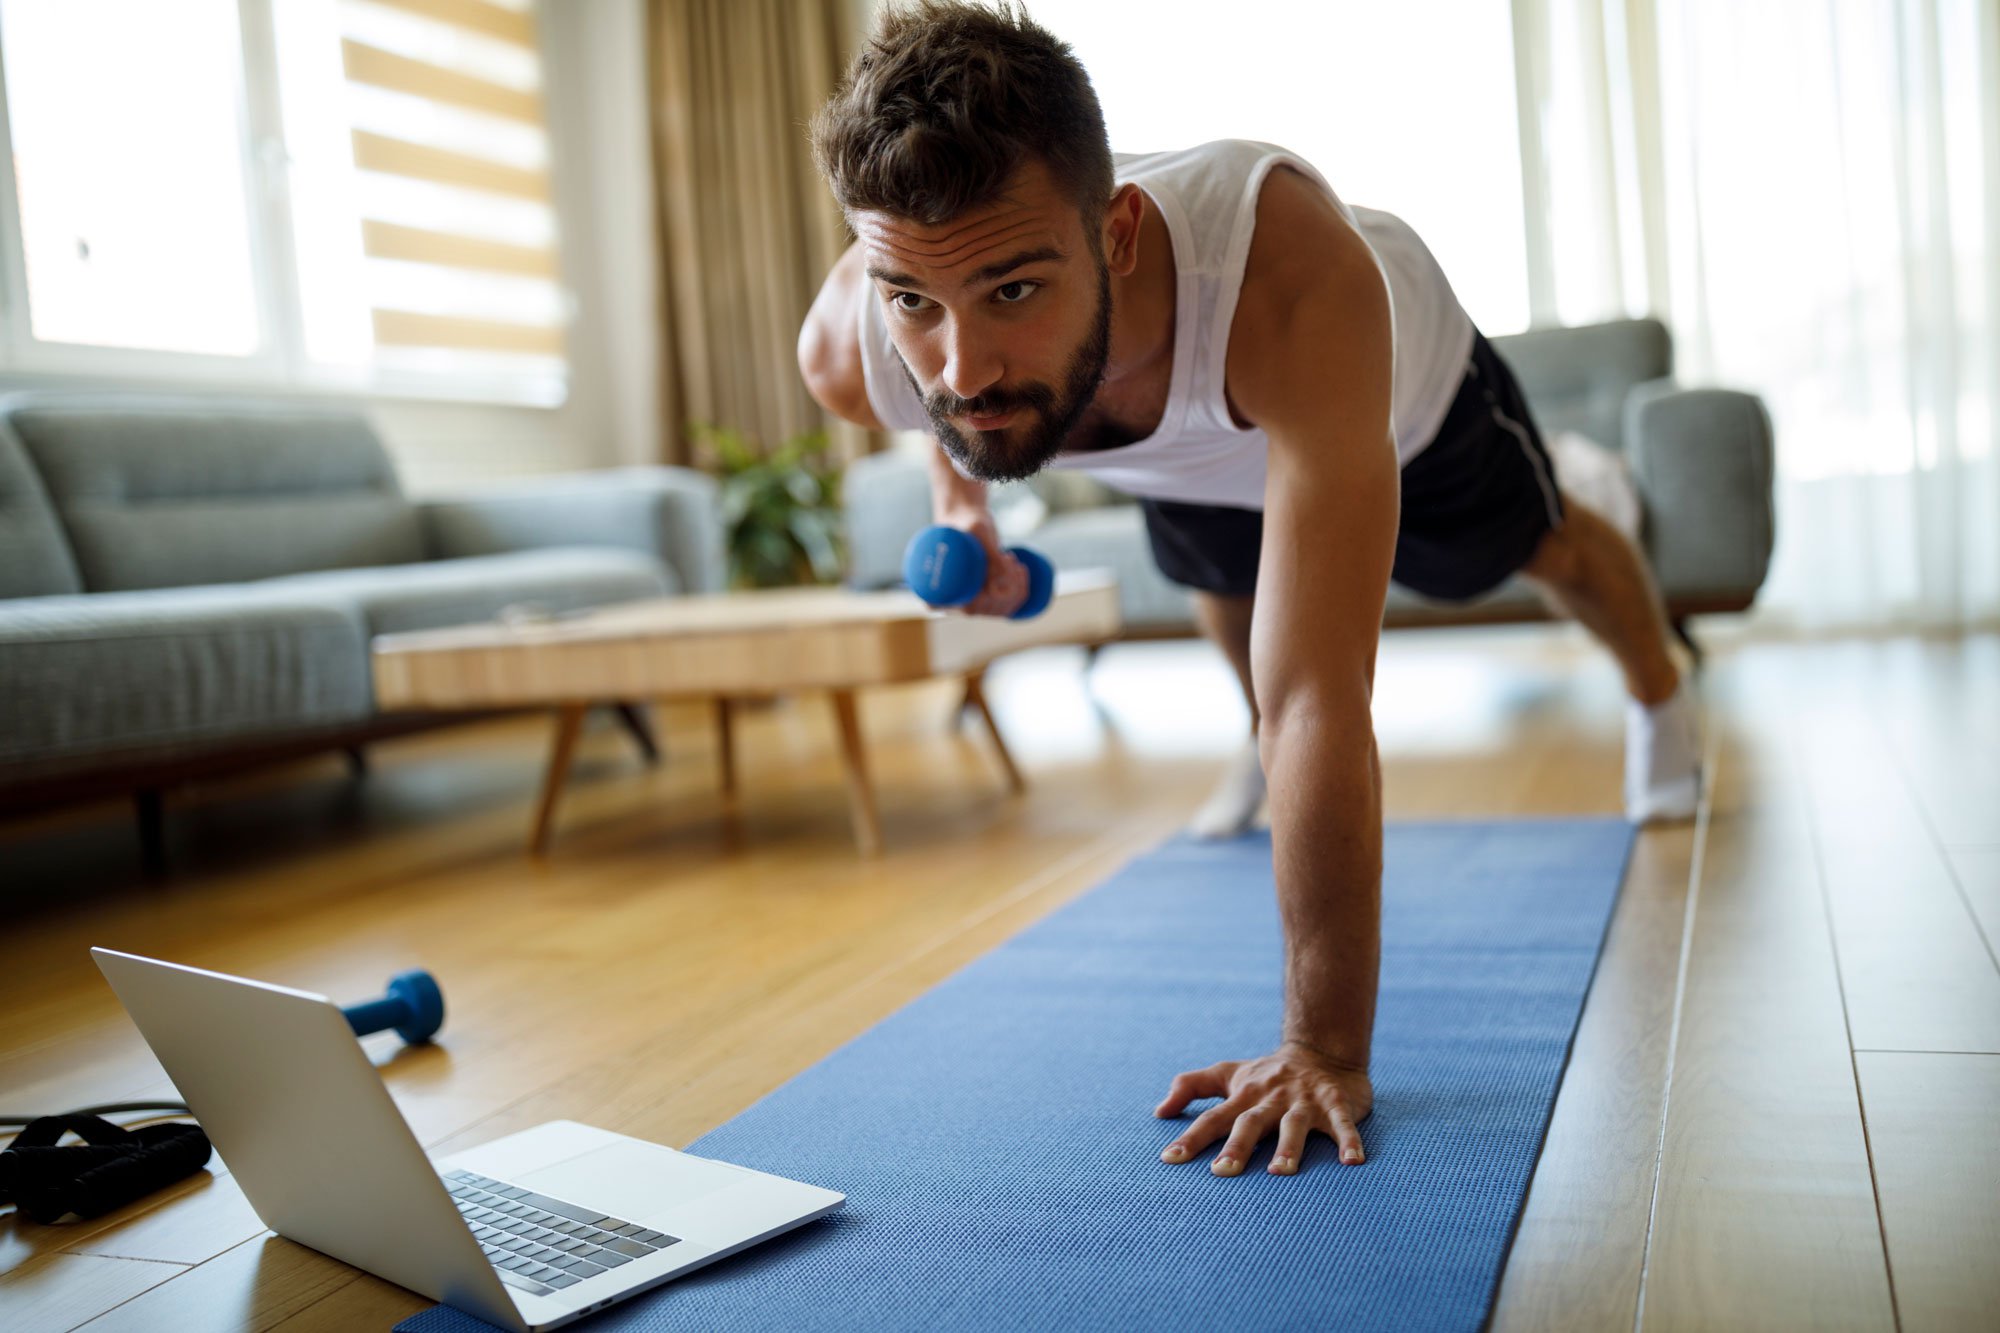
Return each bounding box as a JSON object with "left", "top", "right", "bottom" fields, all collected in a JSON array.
[{"left": 1100, "top": 183, "right": 1146, "bottom": 277}]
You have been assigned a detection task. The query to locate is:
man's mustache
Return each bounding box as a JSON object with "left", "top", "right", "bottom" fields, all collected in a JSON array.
[{"left": 926, "top": 381, "right": 1057, "bottom": 421}]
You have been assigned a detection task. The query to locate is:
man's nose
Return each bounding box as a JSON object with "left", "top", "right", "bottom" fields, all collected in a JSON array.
[{"left": 939, "top": 321, "right": 1003, "bottom": 403}]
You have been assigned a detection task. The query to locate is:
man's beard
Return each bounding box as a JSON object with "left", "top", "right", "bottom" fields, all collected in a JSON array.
[{"left": 902, "top": 260, "right": 1112, "bottom": 484}]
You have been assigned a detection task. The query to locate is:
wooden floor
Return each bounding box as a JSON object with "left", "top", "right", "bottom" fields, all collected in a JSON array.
[{"left": 1, "top": 626, "right": 1995, "bottom": 1332}]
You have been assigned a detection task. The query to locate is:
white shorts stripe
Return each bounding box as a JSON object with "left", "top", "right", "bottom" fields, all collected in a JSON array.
[{"left": 1486, "top": 400, "right": 1565, "bottom": 530}]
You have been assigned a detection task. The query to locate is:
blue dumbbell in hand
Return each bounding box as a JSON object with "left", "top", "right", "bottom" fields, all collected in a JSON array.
[
  {"left": 342, "top": 969, "right": 445, "bottom": 1045},
  {"left": 902, "top": 526, "right": 1055, "bottom": 620}
]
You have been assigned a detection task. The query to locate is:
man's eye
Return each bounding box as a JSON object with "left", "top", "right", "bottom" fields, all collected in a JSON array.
[
  {"left": 994, "top": 280, "right": 1040, "bottom": 304},
  {"left": 890, "top": 292, "right": 932, "bottom": 313}
]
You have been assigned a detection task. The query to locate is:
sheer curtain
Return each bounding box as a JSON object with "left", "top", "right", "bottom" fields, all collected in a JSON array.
[
  {"left": 1516, "top": 0, "right": 2000, "bottom": 631},
  {"left": 1032, "top": 0, "right": 1999, "bottom": 631}
]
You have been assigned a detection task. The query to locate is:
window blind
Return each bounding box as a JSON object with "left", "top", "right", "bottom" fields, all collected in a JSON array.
[{"left": 278, "top": 0, "right": 567, "bottom": 390}]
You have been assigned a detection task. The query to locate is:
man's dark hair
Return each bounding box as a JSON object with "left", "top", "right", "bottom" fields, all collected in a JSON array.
[{"left": 810, "top": 1, "right": 1114, "bottom": 230}]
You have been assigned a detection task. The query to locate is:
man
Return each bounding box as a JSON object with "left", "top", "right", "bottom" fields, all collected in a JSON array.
[{"left": 797, "top": 1, "right": 1699, "bottom": 1176}]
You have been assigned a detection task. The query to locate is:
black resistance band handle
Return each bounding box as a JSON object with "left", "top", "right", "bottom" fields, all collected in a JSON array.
[{"left": 0, "top": 1114, "right": 212, "bottom": 1224}]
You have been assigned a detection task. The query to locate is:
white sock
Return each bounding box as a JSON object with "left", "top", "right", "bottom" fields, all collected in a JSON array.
[
  {"left": 1188, "top": 738, "right": 1266, "bottom": 840},
  {"left": 1625, "top": 678, "right": 1702, "bottom": 824}
]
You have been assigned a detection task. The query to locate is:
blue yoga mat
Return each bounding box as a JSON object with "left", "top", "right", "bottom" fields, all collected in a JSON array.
[{"left": 401, "top": 819, "right": 1633, "bottom": 1333}]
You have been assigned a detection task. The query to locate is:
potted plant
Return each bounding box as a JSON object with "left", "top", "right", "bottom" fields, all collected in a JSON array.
[{"left": 695, "top": 425, "right": 846, "bottom": 590}]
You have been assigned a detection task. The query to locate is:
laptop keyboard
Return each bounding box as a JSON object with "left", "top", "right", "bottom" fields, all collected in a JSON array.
[{"left": 444, "top": 1169, "right": 681, "bottom": 1298}]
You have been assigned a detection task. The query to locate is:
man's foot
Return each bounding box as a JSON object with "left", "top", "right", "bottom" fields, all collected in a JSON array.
[
  {"left": 1625, "top": 678, "right": 1701, "bottom": 823},
  {"left": 1188, "top": 739, "right": 1266, "bottom": 840}
]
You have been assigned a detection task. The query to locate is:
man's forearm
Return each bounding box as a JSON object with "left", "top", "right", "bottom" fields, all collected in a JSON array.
[
  {"left": 1261, "top": 704, "right": 1383, "bottom": 1070},
  {"left": 926, "top": 443, "right": 988, "bottom": 522}
]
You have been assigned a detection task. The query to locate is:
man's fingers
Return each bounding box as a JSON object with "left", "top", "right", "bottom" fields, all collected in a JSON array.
[
  {"left": 1211, "top": 1102, "right": 1281, "bottom": 1177},
  {"left": 959, "top": 562, "right": 1026, "bottom": 617},
  {"left": 984, "top": 554, "right": 1028, "bottom": 614},
  {"left": 1268, "top": 1107, "right": 1315, "bottom": 1175},
  {"left": 1154, "top": 1067, "right": 1229, "bottom": 1119},
  {"left": 1329, "top": 1108, "right": 1367, "bottom": 1166},
  {"left": 1159, "top": 1098, "right": 1245, "bottom": 1164}
]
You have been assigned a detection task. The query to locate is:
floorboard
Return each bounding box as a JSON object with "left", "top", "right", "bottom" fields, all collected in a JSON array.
[
  {"left": 1634, "top": 656, "right": 1896, "bottom": 1331},
  {"left": 4, "top": 630, "right": 1992, "bottom": 1331},
  {"left": 1854, "top": 1050, "right": 2000, "bottom": 1333}
]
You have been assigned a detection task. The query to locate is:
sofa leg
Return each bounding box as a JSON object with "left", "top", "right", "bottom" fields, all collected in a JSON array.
[
  {"left": 134, "top": 788, "right": 168, "bottom": 880},
  {"left": 613, "top": 703, "right": 661, "bottom": 765},
  {"left": 1671, "top": 617, "right": 1704, "bottom": 668}
]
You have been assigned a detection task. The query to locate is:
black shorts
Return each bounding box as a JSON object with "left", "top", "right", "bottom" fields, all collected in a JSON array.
[{"left": 1138, "top": 330, "right": 1566, "bottom": 602}]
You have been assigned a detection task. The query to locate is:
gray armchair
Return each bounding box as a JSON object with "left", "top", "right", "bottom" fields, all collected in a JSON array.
[{"left": 842, "top": 318, "right": 1775, "bottom": 635}]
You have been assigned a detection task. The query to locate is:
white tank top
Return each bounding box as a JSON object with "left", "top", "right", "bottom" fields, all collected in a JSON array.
[{"left": 858, "top": 139, "right": 1475, "bottom": 510}]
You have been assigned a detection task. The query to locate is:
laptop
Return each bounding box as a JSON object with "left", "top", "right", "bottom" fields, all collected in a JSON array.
[{"left": 92, "top": 948, "right": 844, "bottom": 1332}]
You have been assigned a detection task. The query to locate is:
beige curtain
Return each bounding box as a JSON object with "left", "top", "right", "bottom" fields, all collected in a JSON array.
[{"left": 648, "top": 0, "right": 875, "bottom": 467}]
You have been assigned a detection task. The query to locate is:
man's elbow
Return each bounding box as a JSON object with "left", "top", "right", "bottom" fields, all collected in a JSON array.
[
  {"left": 797, "top": 322, "right": 880, "bottom": 428},
  {"left": 1256, "top": 679, "right": 1377, "bottom": 782}
]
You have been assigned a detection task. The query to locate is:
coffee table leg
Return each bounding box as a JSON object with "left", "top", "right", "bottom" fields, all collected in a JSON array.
[
  {"left": 714, "top": 697, "right": 737, "bottom": 803},
  {"left": 829, "top": 689, "right": 882, "bottom": 855},
  {"left": 963, "top": 670, "right": 1026, "bottom": 795},
  {"left": 530, "top": 704, "right": 588, "bottom": 857}
]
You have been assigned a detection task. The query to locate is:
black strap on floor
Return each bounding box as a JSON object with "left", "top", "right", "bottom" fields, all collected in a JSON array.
[{"left": 0, "top": 1114, "right": 211, "bottom": 1224}]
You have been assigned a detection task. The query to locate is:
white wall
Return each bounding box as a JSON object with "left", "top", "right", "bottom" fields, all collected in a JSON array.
[{"left": 536, "top": 0, "right": 662, "bottom": 477}]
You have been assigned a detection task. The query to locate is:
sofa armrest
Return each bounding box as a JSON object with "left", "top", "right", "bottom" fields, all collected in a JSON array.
[
  {"left": 1623, "top": 381, "right": 1777, "bottom": 601},
  {"left": 841, "top": 450, "right": 933, "bottom": 590},
  {"left": 418, "top": 466, "right": 726, "bottom": 595}
]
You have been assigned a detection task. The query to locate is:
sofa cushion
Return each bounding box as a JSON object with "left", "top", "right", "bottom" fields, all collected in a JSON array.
[
  {"left": 1032, "top": 508, "right": 1193, "bottom": 631},
  {"left": 0, "top": 585, "right": 374, "bottom": 777},
  {"left": 1490, "top": 319, "right": 1672, "bottom": 455},
  {"left": 263, "top": 547, "right": 674, "bottom": 636},
  {"left": 4, "top": 393, "right": 424, "bottom": 592},
  {"left": 0, "top": 420, "right": 82, "bottom": 598}
]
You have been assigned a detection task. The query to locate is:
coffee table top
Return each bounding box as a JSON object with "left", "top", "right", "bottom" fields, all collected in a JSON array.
[{"left": 371, "top": 572, "right": 1121, "bottom": 709}]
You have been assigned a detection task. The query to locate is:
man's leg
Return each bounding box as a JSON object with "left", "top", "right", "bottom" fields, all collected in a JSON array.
[
  {"left": 1187, "top": 590, "right": 1267, "bottom": 838},
  {"left": 1192, "top": 591, "right": 1260, "bottom": 725},
  {"left": 1134, "top": 498, "right": 1273, "bottom": 839},
  {"left": 1520, "top": 499, "right": 1701, "bottom": 820},
  {"left": 1519, "top": 501, "right": 1679, "bottom": 705}
]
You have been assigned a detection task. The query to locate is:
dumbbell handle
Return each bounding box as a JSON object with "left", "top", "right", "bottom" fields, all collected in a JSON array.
[
  {"left": 342, "top": 969, "right": 445, "bottom": 1046},
  {"left": 344, "top": 996, "right": 411, "bottom": 1035}
]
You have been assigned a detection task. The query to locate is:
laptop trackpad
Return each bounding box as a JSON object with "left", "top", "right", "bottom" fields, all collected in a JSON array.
[{"left": 517, "top": 1142, "right": 744, "bottom": 1225}]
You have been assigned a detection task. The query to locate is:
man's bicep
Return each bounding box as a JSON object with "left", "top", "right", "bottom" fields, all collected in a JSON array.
[{"left": 1246, "top": 256, "right": 1401, "bottom": 715}]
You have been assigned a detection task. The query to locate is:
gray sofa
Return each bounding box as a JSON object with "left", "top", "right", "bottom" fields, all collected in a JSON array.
[
  {"left": 843, "top": 318, "right": 1775, "bottom": 636},
  {"left": 0, "top": 391, "right": 722, "bottom": 856}
]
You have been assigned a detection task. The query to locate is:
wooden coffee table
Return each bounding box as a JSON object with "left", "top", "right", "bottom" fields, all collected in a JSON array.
[{"left": 370, "top": 574, "right": 1121, "bottom": 856}]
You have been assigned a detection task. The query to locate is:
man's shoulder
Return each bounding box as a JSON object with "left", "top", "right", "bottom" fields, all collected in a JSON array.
[
  {"left": 1226, "top": 168, "right": 1393, "bottom": 428},
  {"left": 1238, "top": 166, "right": 1380, "bottom": 329}
]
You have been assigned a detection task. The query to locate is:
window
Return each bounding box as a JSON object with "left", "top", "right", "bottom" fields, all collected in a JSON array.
[
  {"left": 0, "top": 0, "right": 261, "bottom": 357},
  {"left": 0, "top": 0, "right": 566, "bottom": 404}
]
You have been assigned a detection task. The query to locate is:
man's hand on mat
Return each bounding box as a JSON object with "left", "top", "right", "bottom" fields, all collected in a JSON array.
[{"left": 1154, "top": 1043, "right": 1372, "bottom": 1175}]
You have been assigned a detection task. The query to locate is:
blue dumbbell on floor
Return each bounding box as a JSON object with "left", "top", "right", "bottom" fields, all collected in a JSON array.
[
  {"left": 342, "top": 969, "right": 445, "bottom": 1045},
  {"left": 902, "top": 526, "right": 1055, "bottom": 620}
]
